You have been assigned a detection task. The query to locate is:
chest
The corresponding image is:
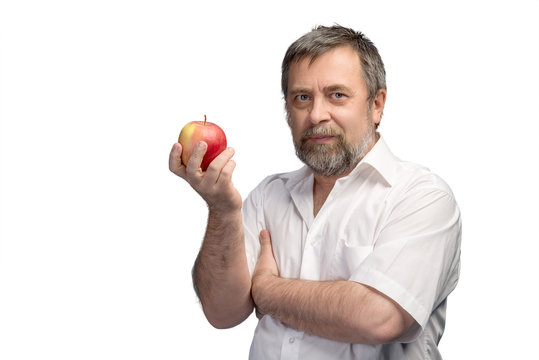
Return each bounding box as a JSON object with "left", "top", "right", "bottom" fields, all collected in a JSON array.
[{"left": 262, "top": 177, "right": 390, "bottom": 281}]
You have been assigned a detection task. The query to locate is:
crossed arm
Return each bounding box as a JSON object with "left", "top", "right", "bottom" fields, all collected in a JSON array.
[
  {"left": 169, "top": 142, "right": 415, "bottom": 342},
  {"left": 252, "top": 230, "right": 415, "bottom": 344}
]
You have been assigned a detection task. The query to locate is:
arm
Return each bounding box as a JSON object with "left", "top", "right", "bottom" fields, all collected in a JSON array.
[
  {"left": 169, "top": 142, "right": 254, "bottom": 328},
  {"left": 251, "top": 230, "right": 414, "bottom": 344}
]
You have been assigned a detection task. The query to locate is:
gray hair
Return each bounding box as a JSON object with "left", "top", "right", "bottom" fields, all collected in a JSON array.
[{"left": 281, "top": 25, "right": 386, "bottom": 106}]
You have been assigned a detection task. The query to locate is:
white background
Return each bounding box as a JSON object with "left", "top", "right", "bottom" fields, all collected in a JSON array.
[{"left": 1, "top": 0, "right": 538, "bottom": 359}]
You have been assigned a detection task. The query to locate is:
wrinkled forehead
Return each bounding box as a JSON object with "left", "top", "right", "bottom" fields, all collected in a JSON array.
[{"left": 293, "top": 44, "right": 360, "bottom": 66}]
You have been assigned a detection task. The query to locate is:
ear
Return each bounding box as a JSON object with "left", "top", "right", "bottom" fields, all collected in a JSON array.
[{"left": 372, "top": 89, "right": 387, "bottom": 126}]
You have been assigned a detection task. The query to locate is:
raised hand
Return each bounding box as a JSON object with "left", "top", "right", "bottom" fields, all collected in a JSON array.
[{"left": 169, "top": 141, "right": 242, "bottom": 213}]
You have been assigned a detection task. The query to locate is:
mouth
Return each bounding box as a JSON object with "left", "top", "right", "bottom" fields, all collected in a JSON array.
[{"left": 307, "top": 136, "right": 336, "bottom": 144}]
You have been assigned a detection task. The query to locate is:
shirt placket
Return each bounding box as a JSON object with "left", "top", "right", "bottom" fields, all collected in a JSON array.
[
  {"left": 280, "top": 328, "right": 304, "bottom": 360},
  {"left": 299, "top": 230, "right": 321, "bottom": 281},
  {"left": 299, "top": 193, "right": 330, "bottom": 281}
]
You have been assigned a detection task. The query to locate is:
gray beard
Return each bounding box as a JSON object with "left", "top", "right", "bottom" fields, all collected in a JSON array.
[{"left": 294, "top": 123, "right": 374, "bottom": 177}]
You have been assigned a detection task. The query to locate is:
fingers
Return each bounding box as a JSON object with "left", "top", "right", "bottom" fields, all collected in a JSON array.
[
  {"left": 204, "top": 147, "right": 236, "bottom": 183},
  {"left": 254, "top": 229, "right": 279, "bottom": 278},
  {"left": 259, "top": 229, "right": 271, "bottom": 245},
  {"left": 169, "top": 143, "right": 185, "bottom": 177},
  {"left": 169, "top": 141, "right": 221, "bottom": 182},
  {"left": 170, "top": 141, "right": 239, "bottom": 207},
  {"left": 186, "top": 142, "right": 207, "bottom": 174}
]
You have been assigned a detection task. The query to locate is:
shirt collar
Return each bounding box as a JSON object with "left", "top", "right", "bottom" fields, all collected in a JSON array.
[
  {"left": 281, "top": 133, "right": 399, "bottom": 190},
  {"left": 353, "top": 134, "right": 399, "bottom": 187}
]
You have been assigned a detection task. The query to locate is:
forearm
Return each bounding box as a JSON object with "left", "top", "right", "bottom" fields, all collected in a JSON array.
[
  {"left": 194, "top": 209, "right": 254, "bottom": 328},
  {"left": 253, "top": 276, "right": 411, "bottom": 344}
]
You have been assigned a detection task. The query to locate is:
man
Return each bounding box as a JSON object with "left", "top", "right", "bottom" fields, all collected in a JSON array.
[{"left": 169, "top": 25, "right": 461, "bottom": 359}]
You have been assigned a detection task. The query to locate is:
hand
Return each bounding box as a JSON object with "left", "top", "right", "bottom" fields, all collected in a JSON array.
[
  {"left": 169, "top": 141, "right": 242, "bottom": 213},
  {"left": 252, "top": 230, "right": 279, "bottom": 318}
]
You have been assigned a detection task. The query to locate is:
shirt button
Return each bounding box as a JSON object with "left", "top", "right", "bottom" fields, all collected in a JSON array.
[{"left": 289, "top": 337, "right": 295, "bottom": 344}]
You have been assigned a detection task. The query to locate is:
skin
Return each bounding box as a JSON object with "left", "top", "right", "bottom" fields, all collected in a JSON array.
[
  {"left": 169, "top": 142, "right": 253, "bottom": 328},
  {"left": 169, "top": 45, "right": 415, "bottom": 342}
]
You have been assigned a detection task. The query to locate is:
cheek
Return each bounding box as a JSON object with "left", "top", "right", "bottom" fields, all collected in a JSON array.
[
  {"left": 288, "top": 113, "right": 307, "bottom": 137},
  {"left": 333, "top": 110, "right": 370, "bottom": 142},
  {"left": 290, "top": 125, "right": 304, "bottom": 145}
]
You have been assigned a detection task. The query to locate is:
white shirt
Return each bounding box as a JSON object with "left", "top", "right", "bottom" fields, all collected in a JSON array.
[{"left": 242, "top": 136, "right": 461, "bottom": 360}]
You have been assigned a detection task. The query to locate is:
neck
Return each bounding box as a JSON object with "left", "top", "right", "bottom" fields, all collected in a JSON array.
[
  {"left": 313, "top": 171, "right": 347, "bottom": 191},
  {"left": 312, "top": 172, "right": 346, "bottom": 217},
  {"left": 311, "top": 132, "right": 380, "bottom": 216}
]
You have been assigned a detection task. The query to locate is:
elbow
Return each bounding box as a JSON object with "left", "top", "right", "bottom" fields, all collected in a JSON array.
[
  {"left": 207, "top": 318, "right": 243, "bottom": 330},
  {"left": 369, "top": 321, "right": 409, "bottom": 344},
  {"left": 203, "top": 302, "right": 254, "bottom": 329},
  {"left": 199, "top": 290, "right": 255, "bottom": 329},
  {"left": 366, "top": 313, "right": 416, "bottom": 344},
  {"left": 353, "top": 285, "right": 417, "bottom": 344},
  {"left": 205, "top": 315, "right": 234, "bottom": 330},
  {"left": 196, "top": 286, "right": 255, "bottom": 329}
]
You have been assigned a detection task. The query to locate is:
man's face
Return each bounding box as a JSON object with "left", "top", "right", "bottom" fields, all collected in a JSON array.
[{"left": 286, "top": 45, "right": 385, "bottom": 177}]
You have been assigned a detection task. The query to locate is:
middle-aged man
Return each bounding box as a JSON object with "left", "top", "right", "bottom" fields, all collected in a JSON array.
[{"left": 169, "top": 25, "right": 462, "bottom": 360}]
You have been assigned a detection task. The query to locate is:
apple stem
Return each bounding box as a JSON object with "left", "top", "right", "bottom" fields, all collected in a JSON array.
[{"left": 204, "top": 114, "right": 207, "bottom": 125}]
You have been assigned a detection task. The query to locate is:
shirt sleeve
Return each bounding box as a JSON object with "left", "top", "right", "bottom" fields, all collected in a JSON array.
[
  {"left": 350, "top": 187, "right": 462, "bottom": 332},
  {"left": 242, "top": 178, "right": 269, "bottom": 277}
]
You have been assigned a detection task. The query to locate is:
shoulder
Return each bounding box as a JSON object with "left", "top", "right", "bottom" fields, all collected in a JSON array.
[
  {"left": 383, "top": 160, "right": 461, "bottom": 232},
  {"left": 393, "top": 159, "right": 456, "bottom": 199},
  {"left": 248, "top": 166, "right": 310, "bottom": 196},
  {"left": 361, "top": 136, "right": 454, "bottom": 200}
]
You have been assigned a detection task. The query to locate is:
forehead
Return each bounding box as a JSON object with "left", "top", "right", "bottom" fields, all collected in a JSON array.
[{"left": 288, "top": 46, "right": 364, "bottom": 90}]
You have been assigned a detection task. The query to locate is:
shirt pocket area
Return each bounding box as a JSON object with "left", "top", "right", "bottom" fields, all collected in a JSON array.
[{"left": 329, "top": 240, "right": 373, "bottom": 280}]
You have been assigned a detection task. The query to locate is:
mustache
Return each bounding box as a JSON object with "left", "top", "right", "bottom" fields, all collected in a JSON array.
[{"left": 300, "top": 126, "right": 343, "bottom": 142}]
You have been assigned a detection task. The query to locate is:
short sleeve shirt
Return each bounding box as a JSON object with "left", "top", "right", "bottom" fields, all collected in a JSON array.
[{"left": 242, "top": 136, "right": 462, "bottom": 360}]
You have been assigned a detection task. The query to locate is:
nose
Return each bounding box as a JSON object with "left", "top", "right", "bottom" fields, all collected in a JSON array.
[{"left": 309, "top": 97, "right": 331, "bottom": 125}]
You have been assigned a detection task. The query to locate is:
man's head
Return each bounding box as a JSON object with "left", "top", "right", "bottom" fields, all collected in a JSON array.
[
  {"left": 282, "top": 25, "right": 387, "bottom": 177},
  {"left": 282, "top": 25, "right": 386, "bottom": 115}
]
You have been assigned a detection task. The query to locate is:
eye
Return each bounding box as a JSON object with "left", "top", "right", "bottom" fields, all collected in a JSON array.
[
  {"left": 297, "top": 94, "right": 310, "bottom": 101},
  {"left": 332, "top": 92, "right": 345, "bottom": 99}
]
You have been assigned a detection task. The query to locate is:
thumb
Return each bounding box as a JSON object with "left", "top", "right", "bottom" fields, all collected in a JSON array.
[{"left": 259, "top": 229, "right": 272, "bottom": 248}]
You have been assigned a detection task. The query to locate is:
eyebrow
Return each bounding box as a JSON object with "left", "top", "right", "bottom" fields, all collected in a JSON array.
[
  {"left": 325, "top": 84, "right": 354, "bottom": 94},
  {"left": 288, "top": 84, "right": 354, "bottom": 97},
  {"left": 288, "top": 87, "right": 312, "bottom": 97}
]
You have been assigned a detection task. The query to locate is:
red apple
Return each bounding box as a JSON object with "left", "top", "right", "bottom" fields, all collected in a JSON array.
[{"left": 178, "top": 115, "right": 227, "bottom": 171}]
